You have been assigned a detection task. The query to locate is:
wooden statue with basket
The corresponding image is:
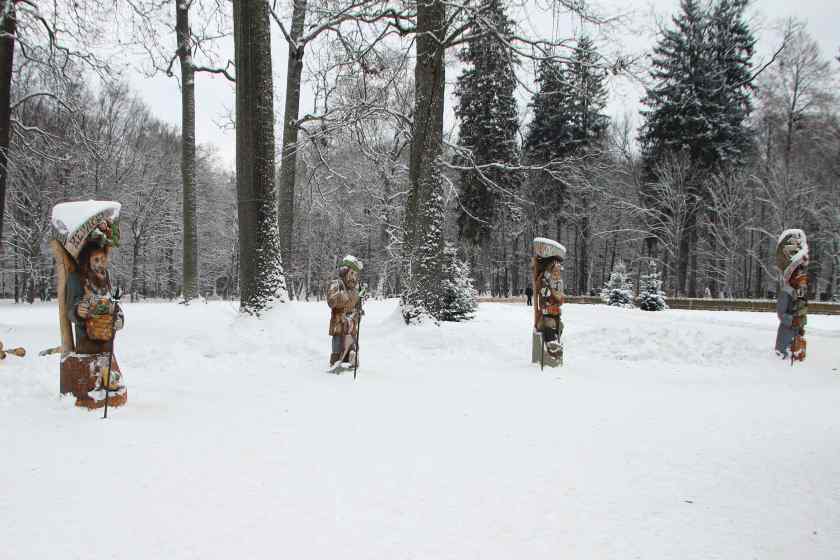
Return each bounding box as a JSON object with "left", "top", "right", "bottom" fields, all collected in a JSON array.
[
  {"left": 50, "top": 201, "right": 127, "bottom": 409},
  {"left": 531, "top": 237, "right": 566, "bottom": 368},
  {"left": 774, "top": 229, "right": 809, "bottom": 364}
]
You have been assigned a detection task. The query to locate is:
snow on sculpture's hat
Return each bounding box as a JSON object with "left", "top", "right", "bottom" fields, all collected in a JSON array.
[
  {"left": 533, "top": 237, "right": 566, "bottom": 260},
  {"left": 775, "top": 229, "right": 808, "bottom": 282},
  {"left": 339, "top": 255, "right": 363, "bottom": 273},
  {"left": 51, "top": 200, "right": 121, "bottom": 260}
]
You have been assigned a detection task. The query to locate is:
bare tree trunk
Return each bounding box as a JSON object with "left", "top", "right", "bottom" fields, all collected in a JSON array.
[
  {"left": 0, "top": 1, "right": 15, "bottom": 247},
  {"left": 405, "top": 0, "right": 445, "bottom": 252},
  {"left": 832, "top": 233, "right": 840, "bottom": 302},
  {"left": 277, "top": 0, "right": 308, "bottom": 274},
  {"left": 578, "top": 195, "right": 591, "bottom": 295},
  {"left": 401, "top": 0, "right": 446, "bottom": 313},
  {"left": 176, "top": 0, "right": 199, "bottom": 301},
  {"left": 689, "top": 223, "right": 698, "bottom": 298},
  {"left": 131, "top": 236, "right": 142, "bottom": 303},
  {"left": 754, "top": 203, "right": 767, "bottom": 298},
  {"left": 234, "top": 0, "right": 287, "bottom": 313}
]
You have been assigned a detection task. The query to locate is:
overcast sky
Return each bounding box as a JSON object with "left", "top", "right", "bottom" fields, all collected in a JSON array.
[{"left": 127, "top": 0, "right": 839, "bottom": 171}]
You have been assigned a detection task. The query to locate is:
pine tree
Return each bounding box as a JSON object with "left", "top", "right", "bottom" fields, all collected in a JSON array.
[
  {"left": 401, "top": 176, "right": 477, "bottom": 323},
  {"left": 638, "top": 259, "right": 668, "bottom": 311},
  {"left": 437, "top": 243, "right": 479, "bottom": 322},
  {"left": 640, "top": 0, "right": 755, "bottom": 169},
  {"left": 708, "top": 0, "right": 755, "bottom": 166},
  {"left": 453, "top": 0, "right": 521, "bottom": 246},
  {"left": 638, "top": 0, "right": 755, "bottom": 296},
  {"left": 600, "top": 260, "right": 635, "bottom": 308},
  {"left": 524, "top": 37, "right": 609, "bottom": 293}
]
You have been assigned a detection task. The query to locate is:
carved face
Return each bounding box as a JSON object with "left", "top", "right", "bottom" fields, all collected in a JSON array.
[
  {"left": 89, "top": 249, "right": 109, "bottom": 282},
  {"left": 345, "top": 268, "right": 358, "bottom": 287},
  {"left": 549, "top": 261, "right": 563, "bottom": 282}
]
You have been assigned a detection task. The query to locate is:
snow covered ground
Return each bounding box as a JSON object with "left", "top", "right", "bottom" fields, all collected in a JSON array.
[{"left": 2, "top": 299, "right": 839, "bottom": 559}]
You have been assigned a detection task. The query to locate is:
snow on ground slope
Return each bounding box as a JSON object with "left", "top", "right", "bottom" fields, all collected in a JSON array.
[{"left": 1, "top": 300, "right": 839, "bottom": 559}]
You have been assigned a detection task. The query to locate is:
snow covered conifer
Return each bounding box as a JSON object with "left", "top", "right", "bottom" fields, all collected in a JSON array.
[
  {"left": 437, "top": 243, "right": 478, "bottom": 322},
  {"left": 401, "top": 179, "right": 476, "bottom": 324},
  {"left": 640, "top": 0, "right": 754, "bottom": 173},
  {"left": 453, "top": 0, "right": 521, "bottom": 245},
  {"left": 638, "top": 259, "right": 668, "bottom": 311},
  {"left": 600, "top": 260, "right": 635, "bottom": 308}
]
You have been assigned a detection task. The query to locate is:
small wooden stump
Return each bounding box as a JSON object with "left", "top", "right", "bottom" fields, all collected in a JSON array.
[{"left": 60, "top": 353, "right": 127, "bottom": 409}]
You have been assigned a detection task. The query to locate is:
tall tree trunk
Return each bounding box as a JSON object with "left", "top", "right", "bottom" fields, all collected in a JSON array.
[
  {"left": 832, "top": 234, "right": 840, "bottom": 302},
  {"left": 405, "top": 0, "right": 445, "bottom": 253},
  {"left": 401, "top": 0, "right": 446, "bottom": 314},
  {"left": 131, "top": 236, "right": 142, "bottom": 303},
  {"left": 578, "top": 196, "right": 591, "bottom": 296},
  {"left": 176, "top": 0, "right": 199, "bottom": 301},
  {"left": 234, "top": 0, "right": 287, "bottom": 314},
  {"left": 677, "top": 209, "right": 695, "bottom": 297},
  {"left": 277, "top": 0, "right": 307, "bottom": 275},
  {"left": 166, "top": 245, "right": 176, "bottom": 299},
  {"left": 754, "top": 203, "right": 767, "bottom": 298},
  {"left": 0, "top": 1, "right": 15, "bottom": 248},
  {"left": 688, "top": 223, "right": 698, "bottom": 298}
]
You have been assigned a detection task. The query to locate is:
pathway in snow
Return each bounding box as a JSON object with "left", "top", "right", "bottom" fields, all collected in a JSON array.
[{"left": 1, "top": 300, "right": 839, "bottom": 559}]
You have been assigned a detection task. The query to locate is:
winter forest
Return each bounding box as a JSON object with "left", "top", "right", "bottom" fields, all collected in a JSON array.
[{"left": 0, "top": 0, "right": 838, "bottom": 318}]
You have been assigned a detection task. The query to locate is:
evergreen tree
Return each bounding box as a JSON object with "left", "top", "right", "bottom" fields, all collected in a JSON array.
[
  {"left": 453, "top": 0, "right": 521, "bottom": 246},
  {"left": 524, "top": 58, "right": 574, "bottom": 214},
  {"left": 437, "top": 243, "right": 479, "bottom": 322},
  {"left": 640, "top": 0, "right": 755, "bottom": 171},
  {"left": 524, "top": 37, "right": 609, "bottom": 293},
  {"left": 708, "top": 0, "right": 755, "bottom": 166},
  {"left": 638, "top": 0, "right": 755, "bottom": 296},
  {"left": 401, "top": 177, "right": 477, "bottom": 323},
  {"left": 600, "top": 260, "right": 635, "bottom": 307},
  {"left": 638, "top": 259, "right": 668, "bottom": 311},
  {"left": 525, "top": 37, "right": 609, "bottom": 163}
]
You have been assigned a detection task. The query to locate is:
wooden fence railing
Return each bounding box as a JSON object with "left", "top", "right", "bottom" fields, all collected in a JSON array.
[{"left": 478, "top": 295, "right": 840, "bottom": 315}]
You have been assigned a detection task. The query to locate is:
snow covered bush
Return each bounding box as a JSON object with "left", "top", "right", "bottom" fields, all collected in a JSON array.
[
  {"left": 600, "top": 260, "right": 635, "bottom": 308},
  {"left": 400, "top": 244, "right": 478, "bottom": 324},
  {"left": 436, "top": 243, "right": 478, "bottom": 322},
  {"left": 638, "top": 259, "right": 668, "bottom": 311}
]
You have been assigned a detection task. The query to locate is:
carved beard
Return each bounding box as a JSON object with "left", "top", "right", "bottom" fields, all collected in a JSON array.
[{"left": 89, "top": 265, "right": 108, "bottom": 289}]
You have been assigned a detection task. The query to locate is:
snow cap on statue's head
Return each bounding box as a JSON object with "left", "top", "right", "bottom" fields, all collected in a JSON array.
[
  {"left": 339, "top": 255, "right": 363, "bottom": 273},
  {"left": 533, "top": 237, "right": 566, "bottom": 260},
  {"left": 775, "top": 229, "right": 808, "bottom": 283}
]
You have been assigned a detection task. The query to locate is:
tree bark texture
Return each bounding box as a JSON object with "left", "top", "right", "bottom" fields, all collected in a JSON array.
[
  {"left": 0, "top": 1, "right": 15, "bottom": 247},
  {"left": 277, "top": 0, "right": 308, "bottom": 272},
  {"left": 405, "top": 0, "right": 446, "bottom": 254},
  {"left": 234, "top": 0, "right": 287, "bottom": 313},
  {"left": 177, "top": 0, "right": 199, "bottom": 301}
]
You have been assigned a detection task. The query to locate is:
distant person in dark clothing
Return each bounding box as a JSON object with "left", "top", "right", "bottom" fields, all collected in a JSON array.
[{"left": 525, "top": 284, "right": 533, "bottom": 306}]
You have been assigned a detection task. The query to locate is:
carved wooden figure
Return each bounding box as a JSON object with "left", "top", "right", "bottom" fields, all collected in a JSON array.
[
  {"left": 531, "top": 237, "right": 566, "bottom": 368},
  {"left": 50, "top": 201, "right": 127, "bottom": 409}
]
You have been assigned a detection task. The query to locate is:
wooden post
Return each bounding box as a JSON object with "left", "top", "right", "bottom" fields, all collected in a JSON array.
[{"left": 50, "top": 240, "right": 75, "bottom": 355}]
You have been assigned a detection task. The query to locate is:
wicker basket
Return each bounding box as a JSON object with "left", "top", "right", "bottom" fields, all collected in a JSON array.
[{"left": 86, "top": 301, "right": 114, "bottom": 341}]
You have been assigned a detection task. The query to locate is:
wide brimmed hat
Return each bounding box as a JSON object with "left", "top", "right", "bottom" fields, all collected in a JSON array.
[
  {"left": 340, "top": 255, "right": 363, "bottom": 273},
  {"left": 533, "top": 237, "right": 566, "bottom": 260},
  {"left": 51, "top": 200, "right": 121, "bottom": 261}
]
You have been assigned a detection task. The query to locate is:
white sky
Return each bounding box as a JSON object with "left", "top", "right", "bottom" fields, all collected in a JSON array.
[{"left": 127, "top": 0, "right": 840, "bottom": 171}]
